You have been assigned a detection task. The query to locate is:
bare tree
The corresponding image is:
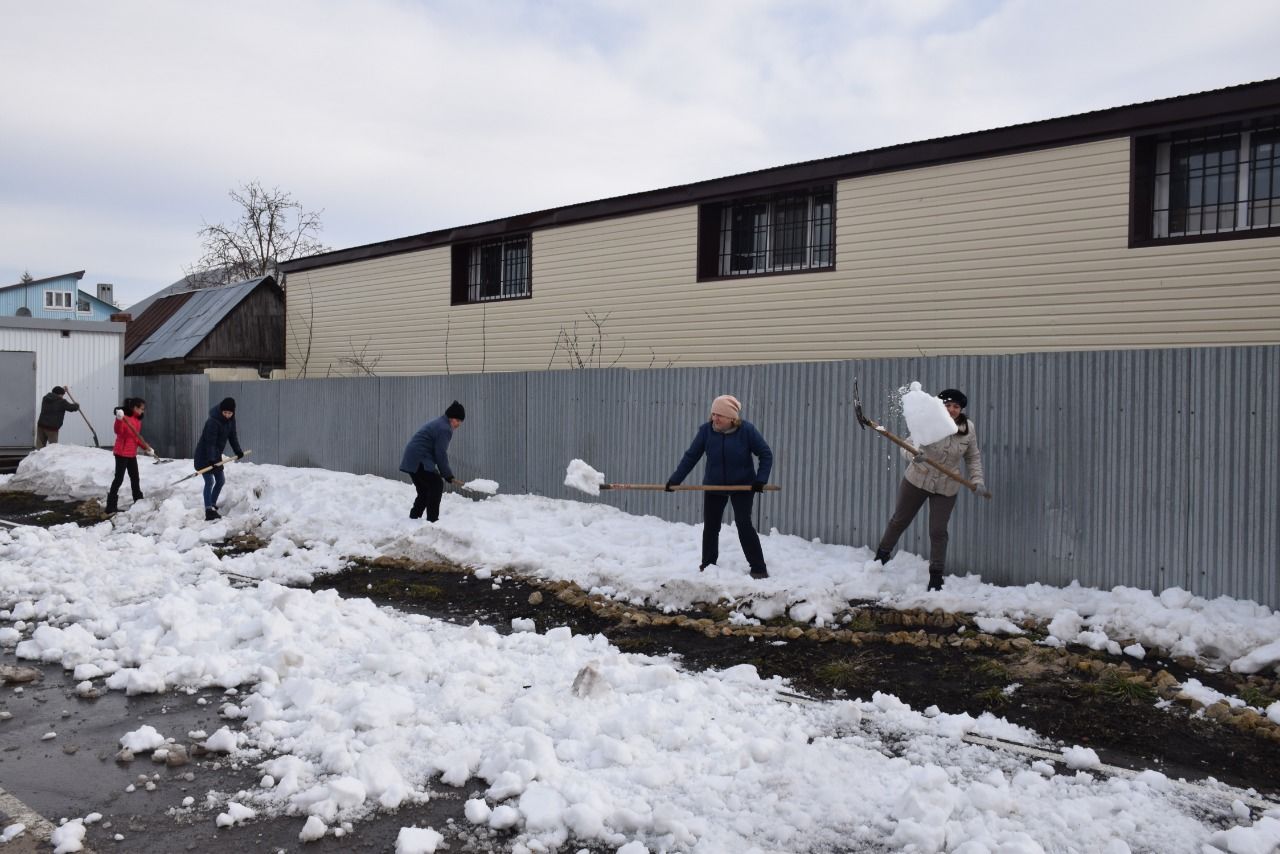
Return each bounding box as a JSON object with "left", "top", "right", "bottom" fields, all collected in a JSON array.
[
  {"left": 286, "top": 278, "right": 317, "bottom": 378},
  {"left": 548, "top": 310, "right": 627, "bottom": 370},
  {"left": 337, "top": 337, "right": 383, "bottom": 376},
  {"left": 188, "top": 181, "right": 328, "bottom": 285}
]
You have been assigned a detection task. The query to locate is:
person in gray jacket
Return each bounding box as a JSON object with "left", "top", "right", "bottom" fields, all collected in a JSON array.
[
  {"left": 399, "top": 401, "right": 466, "bottom": 522},
  {"left": 873, "top": 388, "right": 987, "bottom": 591},
  {"left": 36, "top": 386, "right": 80, "bottom": 448}
]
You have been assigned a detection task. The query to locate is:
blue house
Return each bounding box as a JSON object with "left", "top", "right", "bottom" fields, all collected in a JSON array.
[{"left": 0, "top": 271, "right": 119, "bottom": 320}]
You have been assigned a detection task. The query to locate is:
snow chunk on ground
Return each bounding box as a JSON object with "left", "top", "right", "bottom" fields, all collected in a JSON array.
[
  {"left": 975, "top": 616, "right": 1024, "bottom": 635},
  {"left": 1062, "top": 745, "right": 1101, "bottom": 770},
  {"left": 216, "top": 802, "right": 256, "bottom": 827},
  {"left": 50, "top": 819, "right": 86, "bottom": 853},
  {"left": 119, "top": 724, "right": 166, "bottom": 752},
  {"left": 563, "top": 459, "right": 605, "bottom": 495},
  {"left": 1, "top": 824, "right": 26, "bottom": 843},
  {"left": 396, "top": 826, "right": 443, "bottom": 854},
  {"left": 1230, "top": 638, "right": 1280, "bottom": 675},
  {"left": 299, "top": 815, "right": 327, "bottom": 841},
  {"left": 901, "top": 382, "right": 957, "bottom": 447},
  {"left": 204, "top": 726, "right": 238, "bottom": 753}
]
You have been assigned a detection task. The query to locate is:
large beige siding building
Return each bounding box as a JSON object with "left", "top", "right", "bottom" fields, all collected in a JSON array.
[{"left": 280, "top": 79, "right": 1280, "bottom": 377}]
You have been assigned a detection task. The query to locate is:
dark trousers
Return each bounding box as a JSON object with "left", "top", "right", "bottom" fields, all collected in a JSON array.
[
  {"left": 877, "top": 479, "right": 957, "bottom": 574},
  {"left": 107, "top": 455, "right": 142, "bottom": 507},
  {"left": 410, "top": 465, "right": 445, "bottom": 522},
  {"left": 36, "top": 426, "right": 58, "bottom": 448},
  {"left": 703, "top": 492, "right": 766, "bottom": 572}
]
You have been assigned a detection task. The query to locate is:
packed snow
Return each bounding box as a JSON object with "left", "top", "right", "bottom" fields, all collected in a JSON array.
[
  {"left": 901, "top": 381, "right": 958, "bottom": 447},
  {"left": 463, "top": 478, "right": 500, "bottom": 496},
  {"left": 563, "top": 458, "right": 606, "bottom": 495},
  {"left": 3, "top": 444, "right": 1280, "bottom": 852}
]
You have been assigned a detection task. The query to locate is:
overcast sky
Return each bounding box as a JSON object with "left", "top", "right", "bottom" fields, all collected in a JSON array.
[{"left": 4, "top": 0, "right": 1279, "bottom": 309}]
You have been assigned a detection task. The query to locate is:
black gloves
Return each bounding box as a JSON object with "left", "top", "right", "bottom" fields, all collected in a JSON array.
[
  {"left": 236, "top": 452, "right": 244, "bottom": 460},
  {"left": 664, "top": 481, "right": 675, "bottom": 492},
  {"left": 751, "top": 481, "right": 765, "bottom": 493}
]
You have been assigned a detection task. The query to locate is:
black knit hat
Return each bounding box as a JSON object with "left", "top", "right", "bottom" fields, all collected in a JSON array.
[
  {"left": 938, "top": 389, "right": 968, "bottom": 409},
  {"left": 445, "top": 400, "right": 465, "bottom": 421},
  {"left": 218, "top": 397, "right": 236, "bottom": 413},
  {"left": 52, "top": 386, "right": 65, "bottom": 395}
]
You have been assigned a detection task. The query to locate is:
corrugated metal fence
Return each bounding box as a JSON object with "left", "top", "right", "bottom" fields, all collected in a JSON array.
[{"left": 133, "top": 347, "right": 1278, "bottom": 609}]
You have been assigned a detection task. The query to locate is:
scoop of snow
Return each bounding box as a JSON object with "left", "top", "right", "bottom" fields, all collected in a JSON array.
[
  {"left": 901, "top": 382, "right": 958, "bottom": 447},
  {"left": 464, "top": 478, "right": 499, "bottom": 495},
  {"left": 564, "top": 459, "right": 605, "bottom": 495}
]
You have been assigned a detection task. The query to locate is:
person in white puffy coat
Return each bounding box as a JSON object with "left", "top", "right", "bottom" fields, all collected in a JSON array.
[{"left": 872, "top": 388, "right": 987, "bottom": 591}]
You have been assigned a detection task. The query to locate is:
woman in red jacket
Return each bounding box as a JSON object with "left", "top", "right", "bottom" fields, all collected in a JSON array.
[{"left": 105, "top": 397, "right": 153, "bottom": 514}]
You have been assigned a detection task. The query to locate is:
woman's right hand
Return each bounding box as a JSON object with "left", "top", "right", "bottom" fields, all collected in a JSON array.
[{"left": 113, "top": 408, "right": 123, "bottom": 420}]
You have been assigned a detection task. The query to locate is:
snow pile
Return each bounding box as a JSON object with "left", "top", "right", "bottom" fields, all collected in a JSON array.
[
  {"left": 4, "top": 447, "right": 1280, "bottom": 849},
  {"left": 901, "top": 381, "right": 957, "bottom": 447},
  {"left": 563, "top": 458, "right": 605, "bottom": 495}
]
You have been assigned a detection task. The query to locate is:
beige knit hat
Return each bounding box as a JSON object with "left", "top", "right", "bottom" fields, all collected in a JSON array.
[{"left": 710, "top": 394, "right": 741, "bottom": 420}]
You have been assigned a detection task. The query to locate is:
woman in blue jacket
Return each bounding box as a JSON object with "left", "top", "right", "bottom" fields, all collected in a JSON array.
[
  {"left": 193, "top": 397, "right": 244, "bottom": 520},
  {"left": 666, "top": 395, "right": 773, "bottom": 578}
]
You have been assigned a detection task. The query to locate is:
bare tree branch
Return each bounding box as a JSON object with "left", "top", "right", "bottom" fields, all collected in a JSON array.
[{"left": 187, "top": 181, "right": 329, "bottom": 286}]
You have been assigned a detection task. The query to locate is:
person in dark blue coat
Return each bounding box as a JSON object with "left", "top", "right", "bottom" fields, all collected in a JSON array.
[
  {"left": 666, "top": 394, "right": 773, "bottom": 578},
  {"left": 400, "top": 401, "right": 466, "bottom": 522},
  {"left": 193, "top": 397, "right": 244, "bottom": 521}
]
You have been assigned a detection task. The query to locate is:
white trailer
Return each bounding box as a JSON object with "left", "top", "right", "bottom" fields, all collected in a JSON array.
[{"left": 0, "top": 316, "right": 125, "bottom": 451}]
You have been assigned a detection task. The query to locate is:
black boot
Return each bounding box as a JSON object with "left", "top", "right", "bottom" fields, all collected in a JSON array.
[
  {"left": 205, "top": 507, "right": 220, "bottom": 521},
  {"left": 750, "top": 567, "right": 769, "bottom": 579},
  {"left": 104, "top": 495, "right": 118, "bottom": 515},
  {"left": 927, "top": 572, "right": 944, "bottom": 591},
  {"left": 873, "top": 548, "right": 891, "bottom": 565}
]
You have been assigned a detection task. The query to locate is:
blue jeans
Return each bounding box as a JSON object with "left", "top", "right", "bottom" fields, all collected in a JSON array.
[{"left": 202, "top": 469, "right": 225, "bottom": 510}]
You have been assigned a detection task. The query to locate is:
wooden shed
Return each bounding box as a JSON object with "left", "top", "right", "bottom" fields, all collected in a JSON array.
[{"left": 124, "top": 276, "right": 283, "bottom": 377}]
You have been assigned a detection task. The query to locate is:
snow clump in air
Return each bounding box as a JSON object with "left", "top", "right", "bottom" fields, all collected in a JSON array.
[
  {"left": 901, "top": 381, "right": 958, "bottom": 447},
  {"left": 563, "top": 459, "right": 605, "bottom": 495}
]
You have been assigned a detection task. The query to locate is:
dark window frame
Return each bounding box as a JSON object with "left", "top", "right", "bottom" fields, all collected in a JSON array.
[
  {"left": 1130, "top": 113, "right": 1280, "bottom": 247},
  {"left": 450, "top": 234, "right": 533, "bottom": 306},
  {"left": 697, "top": 184, "right": 836, "bottom": 281}
]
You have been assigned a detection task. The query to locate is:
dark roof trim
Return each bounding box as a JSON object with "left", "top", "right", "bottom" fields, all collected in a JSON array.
[
  {"left": 0, "top": 270, "right": 86, "bottom": 292},
  {"left": 280, "top": 77, "right": 1280, "bottom": 274}
]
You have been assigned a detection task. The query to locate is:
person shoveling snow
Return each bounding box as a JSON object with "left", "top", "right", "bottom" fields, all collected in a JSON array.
[
  {"left": 867, "top": 384, "right": 987, "bottom": 591},
  {"left": 400, "top": 401, "right": 468, "bottom": 522}
]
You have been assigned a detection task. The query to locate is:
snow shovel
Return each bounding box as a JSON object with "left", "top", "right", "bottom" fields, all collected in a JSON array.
[
  {"left": 447, "top": 480, "right": 495, "bottom": 501},
  {"left": 600, "top": 483, "right": 781, "bottom": 492},
  {"left": 160, "top": 451, "right": 253, "bottom": 490},
  {"left": 852, "top": 380, "right": 990, "bottom": 499},
  {"left": 60, "top": 388, "right": 100, "bottom": 448}
]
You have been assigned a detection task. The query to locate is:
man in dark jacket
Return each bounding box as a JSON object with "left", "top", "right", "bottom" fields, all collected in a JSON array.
[
  {"left": 400, "top": 400, "right": 466, "bottom": 522},
  {"left": 36, "top": 386, "right": 80, "bottom": 448},
  {"left": 193, "top": 397, "right": 244, "bottom": 521}
]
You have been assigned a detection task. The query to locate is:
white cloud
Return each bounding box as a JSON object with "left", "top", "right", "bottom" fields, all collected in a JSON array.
[{"left": 2, "top": 0, "right": 1278, "bottom": 306}]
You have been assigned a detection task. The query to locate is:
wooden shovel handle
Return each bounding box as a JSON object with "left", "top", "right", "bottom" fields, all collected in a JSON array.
[
  {"left": 863, "top": 418, "right": 988, "bottom": 498},
  {"left": 601, "top": 483, "right": 781, "bottom": 492}
]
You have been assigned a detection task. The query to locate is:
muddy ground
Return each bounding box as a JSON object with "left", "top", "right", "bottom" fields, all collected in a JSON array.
[{"left": 4, "top": 486, "right": 1280, "bottom": 826}]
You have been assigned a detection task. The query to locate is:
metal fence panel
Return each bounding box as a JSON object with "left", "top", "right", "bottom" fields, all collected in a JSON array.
[{"left": 122, "top": 346, "right": 1280, "bottom": 609}]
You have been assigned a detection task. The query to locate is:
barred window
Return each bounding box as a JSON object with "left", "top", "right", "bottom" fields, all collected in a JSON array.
[
  {"left": 698, "top": 186, "right": 834, "bottom": 279},
  {"left": 450, "top": 235, "right": 531, "bottom": 304},
  {"left": 1144, "top": 118, "right": 1280, "bottom": 240}
]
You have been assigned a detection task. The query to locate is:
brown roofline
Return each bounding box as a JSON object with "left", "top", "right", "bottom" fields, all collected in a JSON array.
[
  {"left": 280, "top": 77, "right": 1280, "bottom": 274},
  {"left": 0, "top": 270, "right": 86, "bottom": 291}
]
